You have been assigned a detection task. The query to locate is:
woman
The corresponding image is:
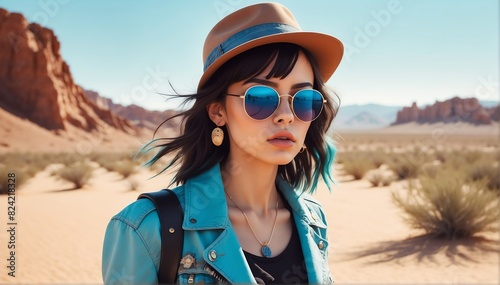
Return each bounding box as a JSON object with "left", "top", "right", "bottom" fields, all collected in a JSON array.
[{"left": 102, "top": 2, "right": 343, "bottom": 284}]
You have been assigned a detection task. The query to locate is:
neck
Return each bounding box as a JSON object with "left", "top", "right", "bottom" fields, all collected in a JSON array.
[{"left": 221, "top": 158, "right": 279, "bottom": 215}]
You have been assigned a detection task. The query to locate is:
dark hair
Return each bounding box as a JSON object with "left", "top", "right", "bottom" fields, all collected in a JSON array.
[{"left": 141, "top": 43, "right": 339, "bottom": 193}]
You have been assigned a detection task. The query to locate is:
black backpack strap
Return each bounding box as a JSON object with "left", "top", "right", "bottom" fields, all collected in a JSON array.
[{"left": 138, "top": 189, "right": 184, "bottom": 284}]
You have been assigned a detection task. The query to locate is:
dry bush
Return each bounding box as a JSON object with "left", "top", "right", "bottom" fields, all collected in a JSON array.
[
  {"left": 433, "top": 149, "right": 448, "bottom": 163},
  {"left": 420, "top": 162, "right": 440, "bottom": 178},
  {"left": 393, "top": 169, "right": 499, "bottom": 239},
  {"left": 93, "top": 152, "right": 137, "bottom": 163},
  {"left": 0, "top": 153, "right": 46, "bottom": 192},
  {"left": 369, "top": 151, "right": 388, "bottom": 168},
  {"left": 0, "top": 166, "right": 28, "bottom": 195},
  {"left": 91, "top": 152, "right": 141, "bottom": 176},
  {"left": 341, "top": 154, "right": 375, "bottom": 180},
  {"left": 58, "top": 153, "right": 84, "bottom": 166},
  {"left": 97, "top": 160, "right": 117, "bottom": 172},
  {"left": 56, "top": 162, "right": 93, "bottom": 189},
  {"left": 462, "top": 150, "right": 485, "bottom": 165},
  {"left": 389, "top": 152, "right": 426, "bottom": 180},
  {"left": 467, "top": 159, "right": 500, "bottom": 191},
  {"left": 365, "top": 167, "right": 396, "bottom": 187},
  {"left": 112, "top": 160, "right": 137, "bottom": 178}
]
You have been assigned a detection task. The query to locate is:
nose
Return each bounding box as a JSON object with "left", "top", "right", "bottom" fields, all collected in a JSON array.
[{"left": 273, "top": 95, "right": 294, "bottom": 124}]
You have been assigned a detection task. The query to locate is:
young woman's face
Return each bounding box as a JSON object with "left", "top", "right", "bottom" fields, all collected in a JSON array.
[{"left": 222, "top": 51, "right": 314, "bottom": 166}]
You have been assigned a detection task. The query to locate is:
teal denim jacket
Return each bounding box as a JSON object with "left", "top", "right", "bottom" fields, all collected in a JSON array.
[{"left": 102, "top": 163, "right": 333, "bottom": 284}]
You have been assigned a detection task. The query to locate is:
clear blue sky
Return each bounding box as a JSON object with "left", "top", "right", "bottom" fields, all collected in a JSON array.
[{"left": 1, "top": 0, "right": 498, "bottom": 111}]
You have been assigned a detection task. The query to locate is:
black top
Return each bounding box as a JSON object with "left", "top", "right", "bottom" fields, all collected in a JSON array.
[{"left": 243, "top": 202, "right": 308, "bottom": 284}]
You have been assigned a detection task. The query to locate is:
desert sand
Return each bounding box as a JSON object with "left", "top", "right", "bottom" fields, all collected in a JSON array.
[{"left": 0, "top": 159, "right": 498, "bottom": 284}]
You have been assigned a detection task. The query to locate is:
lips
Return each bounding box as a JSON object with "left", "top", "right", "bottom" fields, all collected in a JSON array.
[
  {"left": 267, "top": 131, "right": 296, "bottom": 148},
  {"left": 268, "top": 131, "right": 296, "bottom": 142}
]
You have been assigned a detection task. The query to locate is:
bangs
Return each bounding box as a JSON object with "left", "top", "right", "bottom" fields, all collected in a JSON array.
[
  {"left": 209, "top": 43, "right": 305, "bottom": 89},
  {"left": 259, "top": 44, "right": 300, "bottom": 80}
]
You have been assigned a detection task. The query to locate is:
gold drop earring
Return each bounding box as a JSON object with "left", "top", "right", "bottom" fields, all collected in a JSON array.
[{"left": 211, "top": 125, "right": 224, "bottom": 146}]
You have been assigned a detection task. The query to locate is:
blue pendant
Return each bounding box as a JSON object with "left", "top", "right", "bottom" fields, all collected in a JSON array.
[{"left": 261, "top": 245, "right": 272, "bottom": 258}]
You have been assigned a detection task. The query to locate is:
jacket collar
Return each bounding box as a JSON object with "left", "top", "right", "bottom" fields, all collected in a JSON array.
[
  {"left": 181, "top": 162, "right": 328, "bottom": 283},
  {"left": 276, "top": 178, "right": 327, "bottom": 229},
  {"left": 182, "top": 162, "right": 230, "bottom": 230},
  {"left": 182, "top": 162, "right": 325, "bottom": 230}
]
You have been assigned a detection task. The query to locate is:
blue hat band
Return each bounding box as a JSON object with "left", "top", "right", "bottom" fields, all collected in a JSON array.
[{"left": 203, "top": 23, "right": 300, "bottom": 72}]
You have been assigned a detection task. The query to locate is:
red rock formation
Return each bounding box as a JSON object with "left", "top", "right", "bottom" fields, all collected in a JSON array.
[
  {"left": 490, "top": 106, "right": 500, "bottom": 121},
  {"left": 0, "top": 8, "right": 134, "bottom": 133},
  {"left": 394, "top": 97, "right": 498, "bottom": 125}
]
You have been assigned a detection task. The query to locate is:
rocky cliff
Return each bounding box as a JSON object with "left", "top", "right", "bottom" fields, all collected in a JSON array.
[
  {"left": 0, "top": 8, "right": 134, "bottom": 133},
  {"left": 393, "top": 97, "right": 500, "bottom": 125}
]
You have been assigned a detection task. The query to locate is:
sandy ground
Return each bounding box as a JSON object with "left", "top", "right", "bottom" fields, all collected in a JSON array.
[{"left": 0, "top": 165, "right": 498, "bottom": 284}]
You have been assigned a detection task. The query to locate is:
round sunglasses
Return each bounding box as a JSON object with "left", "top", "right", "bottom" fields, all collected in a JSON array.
[{"left": 226, "top": 85, "right": 326, "bottom": 122}]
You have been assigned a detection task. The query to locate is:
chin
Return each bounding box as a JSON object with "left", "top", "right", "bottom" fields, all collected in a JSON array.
[{"left": 264, "top": 154, "right": 297, "bottom": 166}]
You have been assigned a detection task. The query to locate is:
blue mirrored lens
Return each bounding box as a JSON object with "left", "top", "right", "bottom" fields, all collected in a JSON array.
[
  {"left": 244, "top": 86, "right": 279, "bottom": 120},
  {"left": 293, "top": 90, "right": 324, "bottom": 121}
]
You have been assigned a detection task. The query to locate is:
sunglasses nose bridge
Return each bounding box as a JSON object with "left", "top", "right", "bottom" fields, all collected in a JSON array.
[
  {"left": 277, "top": 94, "right": 294, "bottom": 106},
  {"left": 274, "top": 94, "right": 295, "bottom": 120}
]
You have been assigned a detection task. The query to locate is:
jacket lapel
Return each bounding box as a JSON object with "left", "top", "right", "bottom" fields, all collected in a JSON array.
[
  {"left": 182, "top": 163, "right": 256, "bottom": 283},
  {"left": 203, "top": 226, "right": 256, "bottom": 283},
  {"left": 277, "top": 179, "right": 327, "bottom": 283}
]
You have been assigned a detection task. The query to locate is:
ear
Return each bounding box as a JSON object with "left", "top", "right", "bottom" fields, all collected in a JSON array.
[{"left": 206, "top": 102, "right": 226, "bottom": 126}]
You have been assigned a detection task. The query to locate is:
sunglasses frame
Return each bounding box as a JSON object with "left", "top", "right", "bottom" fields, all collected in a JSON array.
[{"left": 226, "top": 85, "right": 327, "bottom": 122}]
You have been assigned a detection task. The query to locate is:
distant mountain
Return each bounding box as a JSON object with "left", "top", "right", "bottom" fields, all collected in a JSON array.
[
  {"left": 84, "top": 90, "right": 181, "bottom": 131},
  {"left": 394, "top": 97, "right": 500, "bottom": 125},
  {"left": 334, "top": 104, "right": 402, "bottom": 129},
  {"left": 344, "top": 111, "right": 390, "bottom": 128}
]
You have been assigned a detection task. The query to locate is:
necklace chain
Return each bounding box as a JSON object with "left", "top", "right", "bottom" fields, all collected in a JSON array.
[{"left": 225, "top": 192, "right": 279, "bottom": 248}]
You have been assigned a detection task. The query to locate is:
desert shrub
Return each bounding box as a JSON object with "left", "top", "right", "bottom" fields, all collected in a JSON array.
[
  {"left": 389, "top": 152, "right": 425, "bottom": 180},
  {"left": 58, "top": 153, "right": 84, "bottom": 166},
  {"left": 56, "top": 162, "right": 93, "bottom": 189},
  {"left": 0, "top": 153, "right": 45, "bottom": 193},
  {"left": 433, "top": 149, "right": 448, "bottom": 163},
  {"left": 392, "top": 169, "right": 499, "bottom": 239},
  {"left": 341, "top": 154, "right": 375, "bottom": 180},
  {"left": 365, "top": 167, "right": 396, "bottom": 187},
  {"left": 0, "top": 166, "right": 28, "bottom": 195},
  {"left": 462, "top": 150, "right": 485, "bottom": 165},
  {"left": 467, "top": 160, "right": 500, "bottom": 191},
  {"left": 112, "top": 160, "right": 137, "bottom": 178},
  {"left": 369, "top": 151, "right": 388, "bottom": 168},
  {"left": 91, "top": 152, "right": 141, "bottom": 175},
  {"left": 420, "top": 162, "right": 440, "bottom": 178},
  {"left": 98, "top": 160, "right": 117, "bottom": 172},
  {"left": 92, "top": 152, "right": 137, "bottom": 164}
]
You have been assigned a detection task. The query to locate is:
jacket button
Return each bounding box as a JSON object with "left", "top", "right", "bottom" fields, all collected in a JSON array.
[
  {"left": 190, "top": 218, "right": 197, "bottom": 223},
  {"left": 209, "top": 250, "right": 217, "bottom": 261},
  {"left": 318, "top": 240, "right": 325, "bottom": 250}
]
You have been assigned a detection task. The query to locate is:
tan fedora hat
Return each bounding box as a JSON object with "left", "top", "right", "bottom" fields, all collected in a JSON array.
[{"left": 198, "top": 2, "right": 344, "bottom": 90}]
